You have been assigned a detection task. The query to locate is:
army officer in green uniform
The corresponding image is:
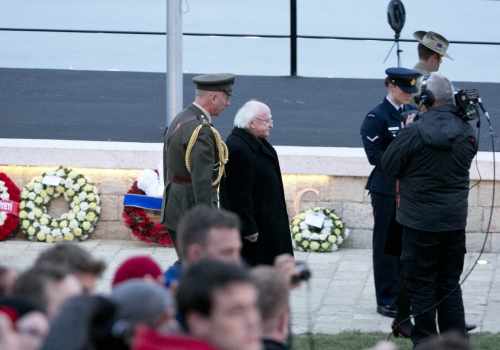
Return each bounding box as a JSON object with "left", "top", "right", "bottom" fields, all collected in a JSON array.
[{"left": 161, "top": 73, "right": 235, "bottom": 250}]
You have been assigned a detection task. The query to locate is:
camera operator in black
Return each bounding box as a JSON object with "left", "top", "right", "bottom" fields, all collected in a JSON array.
[
  {"left": 381, "top": 73, "right": 477, "bottom": 347},
  {"left": 360, "top": 67, "right": 421, "bottom": 318}
]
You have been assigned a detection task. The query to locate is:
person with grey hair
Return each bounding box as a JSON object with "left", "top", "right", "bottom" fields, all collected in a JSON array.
[
  {"left": 220, "top": 100, "right": 293, "bottom": 266},
  {"left": 381, "top": 72, "right": 478, "bottom": 347},
  {"left": 416, "top": 73, "right": 454, "bottom": 111}
]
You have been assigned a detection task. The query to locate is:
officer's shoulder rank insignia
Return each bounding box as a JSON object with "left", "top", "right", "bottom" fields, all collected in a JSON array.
[{"left": 199, "top": 115, "right": 210, "bottom": 125}]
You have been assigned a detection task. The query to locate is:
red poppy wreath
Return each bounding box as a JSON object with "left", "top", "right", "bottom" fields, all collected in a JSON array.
[
  {"left": 123, "top": 179, "right": 172, "bottom": 247},
  {"left": 0, "top": 173, "right": 21, "bottom": 241}
]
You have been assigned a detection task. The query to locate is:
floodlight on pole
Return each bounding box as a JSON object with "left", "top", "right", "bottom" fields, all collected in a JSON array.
[{"left": 385, "top": 0, "right": 406, "bottom": 67}]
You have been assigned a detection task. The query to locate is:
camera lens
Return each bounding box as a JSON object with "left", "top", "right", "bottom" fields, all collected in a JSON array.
[{"left": 291, "top": 261, "right": 312, "bottom": 284}]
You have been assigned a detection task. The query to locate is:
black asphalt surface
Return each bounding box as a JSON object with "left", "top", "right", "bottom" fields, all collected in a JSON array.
[{"left": 1, "top": 68, "right": 499, "bottom": 151}]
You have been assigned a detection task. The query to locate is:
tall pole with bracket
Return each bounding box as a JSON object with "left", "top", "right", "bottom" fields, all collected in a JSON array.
[
  {"left": 290, "top": 0, "right": 298, "bottom": 76},
  {"left": 167, "top": 0, "right": 183, "bottom": 127}
]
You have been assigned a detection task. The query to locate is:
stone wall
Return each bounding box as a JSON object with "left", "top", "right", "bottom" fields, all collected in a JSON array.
[
  {"left": 1, "top": 139, "right": 498, "bottom": 251},
  {"left": 284, "top": 174, "right": 499, "bottom": 253},
  {"left": 4, "top": 166, "right": 498, "bottom": 252}
]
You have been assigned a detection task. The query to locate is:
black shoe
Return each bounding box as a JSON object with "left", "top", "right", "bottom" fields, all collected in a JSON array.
[
  {"left": 377, "top": 304, "right": 398, "bottom": 318},
  {"left": 466, "top": 322, "right": 477, "bottom": 332},
  {"left": 392, "top": 319, "right": 413, "bottom": 338}
]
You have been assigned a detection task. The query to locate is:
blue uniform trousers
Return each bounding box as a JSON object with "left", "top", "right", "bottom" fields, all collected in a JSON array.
[{"left": 371, "top": 193, "right": 401, "bottom": 307}]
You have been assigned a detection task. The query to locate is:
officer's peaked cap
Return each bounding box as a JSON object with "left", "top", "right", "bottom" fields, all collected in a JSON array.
[
  {"left": 385, "top": 67, "right": 421, "bottom": 94},
  {"left": 193, "top": 73, "right": 235, "bottom": 96}
]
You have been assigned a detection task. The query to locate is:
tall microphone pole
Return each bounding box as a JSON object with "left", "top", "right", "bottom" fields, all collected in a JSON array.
[
  {"left": 395, "top": 32, "right": 401, "bottom": 67},
  {"left": 386, "top": 0, "right": 406, "bottom": 67}
]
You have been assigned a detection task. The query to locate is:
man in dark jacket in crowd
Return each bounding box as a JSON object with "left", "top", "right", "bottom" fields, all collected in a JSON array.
[
  {"left": 176, "top": 260, "right": 262, "bottom": 350},
  {"left": 220, "top": 100, "right": 293, "bottom": 266},
  {"left": 381, "top": 73, "right": 477, "bottom": 347},
  {"left": 163, "top": 205, "right": 242, "bottom": 289}
]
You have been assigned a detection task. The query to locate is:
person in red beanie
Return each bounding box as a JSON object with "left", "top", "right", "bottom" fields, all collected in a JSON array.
[{"left": 112, "top": 256, "right": 164, "bottom": 288}]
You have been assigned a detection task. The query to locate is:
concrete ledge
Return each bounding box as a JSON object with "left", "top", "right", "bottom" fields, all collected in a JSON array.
[
  {"left": 276, "top": 146, "right": 372, "bottom": 176},
  {"left": 1, "top": 139, "right": 498, "bottom": 180},
  {"left": 0, "top": 139, "right": 162, "bottom": 169}
]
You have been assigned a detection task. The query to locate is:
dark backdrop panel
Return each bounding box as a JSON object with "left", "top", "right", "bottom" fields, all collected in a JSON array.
[{"left": 1, "top": 68, "right": 498, "bottom": 151}]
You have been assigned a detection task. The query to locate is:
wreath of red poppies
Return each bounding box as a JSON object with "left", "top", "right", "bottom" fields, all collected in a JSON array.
[
  {"left": 122, "top": 181, "right": 172, "bottom": 247},
  {"left": 0, "top": 173, "right": 21, "bottom": 241}
]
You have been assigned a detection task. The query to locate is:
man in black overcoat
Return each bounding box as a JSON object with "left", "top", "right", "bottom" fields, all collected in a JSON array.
[{"left": 220, "top": 100, "right": 294, "bottom": 266}]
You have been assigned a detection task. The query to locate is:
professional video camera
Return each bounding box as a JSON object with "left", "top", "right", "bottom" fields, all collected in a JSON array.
[
  {"left": 454, "top": 89, "right": 480, "bottom": 121},
  {"left": 413, "top": 85, "right": 481, "bottom": 122}
]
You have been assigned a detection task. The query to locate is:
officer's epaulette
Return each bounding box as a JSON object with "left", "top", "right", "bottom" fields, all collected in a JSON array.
[{"left": 199, "top": 115, "right": 210, "bottom": 125}]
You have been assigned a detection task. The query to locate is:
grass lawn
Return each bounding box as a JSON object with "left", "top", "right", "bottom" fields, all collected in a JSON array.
[{"left": 294, "top": 332, "right": 500, "bottom": 350}]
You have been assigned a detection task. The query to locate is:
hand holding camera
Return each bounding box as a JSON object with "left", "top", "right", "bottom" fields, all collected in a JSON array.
[{"left": 274, "top": 254, "right": 311, "bottom": 289}]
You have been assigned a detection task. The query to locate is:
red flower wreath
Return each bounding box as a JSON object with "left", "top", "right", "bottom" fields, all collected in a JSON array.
[
  {"left": 122, "top": 181, "right": 172, "bottom": 247},
  {"left": 0, "top": 173, "right": 21, "bottom": 241}
]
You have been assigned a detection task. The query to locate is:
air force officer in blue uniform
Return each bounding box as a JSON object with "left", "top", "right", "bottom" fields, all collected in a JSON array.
[{"left": 360, "top": 67, "right": 421, "bottom": 318}]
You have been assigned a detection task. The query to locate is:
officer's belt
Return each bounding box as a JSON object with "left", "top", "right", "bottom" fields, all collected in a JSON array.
[{"left": 170, "top": 175, "right": 192, "bottom": 184}]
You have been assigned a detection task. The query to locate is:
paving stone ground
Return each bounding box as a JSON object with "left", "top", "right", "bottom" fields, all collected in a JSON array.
[{"left": 1, "top": 239, "right": 498, "bottom": 335}]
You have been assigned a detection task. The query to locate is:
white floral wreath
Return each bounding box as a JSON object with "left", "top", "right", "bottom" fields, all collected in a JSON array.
[
  {"left": 19, "top": 167, "right": 101, "bottom": 242},
  {"left": 290, "top": 207, "right": 349, "bottom": 252}
]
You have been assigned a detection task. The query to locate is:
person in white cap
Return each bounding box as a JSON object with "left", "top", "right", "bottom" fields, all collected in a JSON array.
[{"left": 413, "top": 30, "right": 452, "bottom": 76}]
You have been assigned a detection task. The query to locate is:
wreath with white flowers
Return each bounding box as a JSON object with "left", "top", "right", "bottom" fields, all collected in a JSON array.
[
  {"left": 0, "top": 173, "right": 21, "bottom": 241},
  {"left": 290, "top": 207, "right": 349, "bottom": 252},
  {"left": 19, "top": 167, "right": 101, "bottom": 243}
]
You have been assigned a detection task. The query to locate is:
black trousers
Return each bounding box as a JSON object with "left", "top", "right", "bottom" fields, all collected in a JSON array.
[
  {"left": 241, "top": 241, "right": 259, "bottom": 267},
  {"left": 370, "top": 193, "right": 400, "bottom": 307},
  {"left": 401, "top": 226, "right": 466, "bottom": 347}
]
